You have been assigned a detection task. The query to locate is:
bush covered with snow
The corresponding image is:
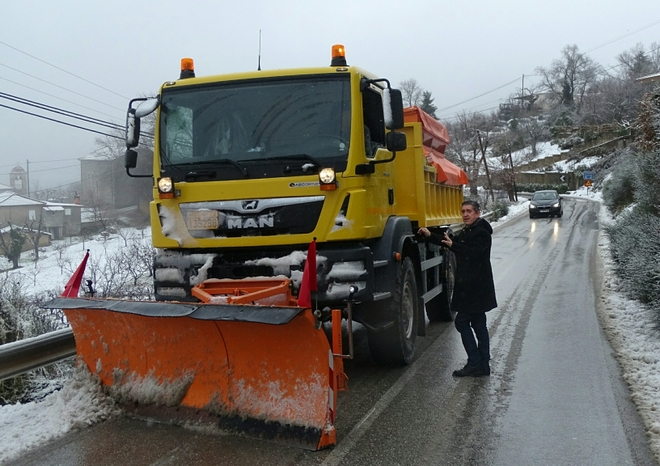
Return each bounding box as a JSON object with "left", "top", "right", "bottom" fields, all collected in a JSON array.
[
  {"left": 489, "top": 200, "right": 510, "bottom": 222},
  {"left": 604, "top": 150, "right": 660, "bottom": 318},
  {"left": 606, "top": 208, "right": 660, "bottom": 310},
  {"left": 0, "top": 275, "right": 73, "bottom": 405},
  {"left": 602, "top": 156, "right": 637, "bottom": 213}
]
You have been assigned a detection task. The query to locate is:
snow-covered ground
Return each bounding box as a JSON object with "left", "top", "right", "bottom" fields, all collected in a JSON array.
[
  {"left": 505, "top": 140, "right": 602, "bottom": 174},
  {"left": 1, "top": 190, "right": 659, "bottom": 463}
]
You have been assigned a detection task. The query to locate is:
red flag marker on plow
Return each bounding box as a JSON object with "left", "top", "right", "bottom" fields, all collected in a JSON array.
[
  {"left": 297, "top": 239, "right": 317, "bottom": 308},
  {"left": 62, "top": 250, "right": 89, "bottom": 297}
]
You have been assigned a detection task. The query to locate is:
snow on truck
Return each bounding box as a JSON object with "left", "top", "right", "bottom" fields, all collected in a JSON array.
[{"left": 48, "top": 45, "right": 468, "bottom": 450}]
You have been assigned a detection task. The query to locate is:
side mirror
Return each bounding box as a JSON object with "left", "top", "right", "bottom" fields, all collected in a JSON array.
[
  {"left": 125, "top": 149, "right": 138, "bottom": 169},
  {"left": 126, "top": 108, "right": 140, "bottom": 149},
  {"left": 135, "top": 97, "right": 159, "bottom": 118},
  {"left": 125, "top": 97, "right": 158, "bottom": 149},
  {"left": 386, "top": 89, "right": 405, "bottom": 130},
  {"left": 386, "top": 131, "right": 407, "bottom": 152}
]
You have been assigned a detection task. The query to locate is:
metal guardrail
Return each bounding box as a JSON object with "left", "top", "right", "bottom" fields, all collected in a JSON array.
[{"left": 0, "top": 328, "right": 76, "bottom": 381}]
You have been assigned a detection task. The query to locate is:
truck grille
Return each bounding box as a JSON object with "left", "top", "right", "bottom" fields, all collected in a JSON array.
[{"left": 180, "top": 196, "right": 324, "bottom": 238}]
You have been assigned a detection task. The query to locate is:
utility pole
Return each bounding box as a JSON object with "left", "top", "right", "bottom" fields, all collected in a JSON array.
[
  {"left": 476, "top": 130, "right": 495, "bottom": 203},
  {"left": 508, "top": 149, "right": 518, "bottom": 202},
  {"left": 26, "top": 159, "right": 30, "bottom": 198}
]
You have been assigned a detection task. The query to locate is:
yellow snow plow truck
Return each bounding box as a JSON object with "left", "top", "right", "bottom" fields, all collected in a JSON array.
[{"left": 49, "top": 45, "right": 467, "bottom": 450}]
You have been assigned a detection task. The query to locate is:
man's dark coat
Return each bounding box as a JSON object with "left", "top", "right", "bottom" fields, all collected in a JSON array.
[{"left": 429, "top": 218, "right": 497, "bottom": 314}]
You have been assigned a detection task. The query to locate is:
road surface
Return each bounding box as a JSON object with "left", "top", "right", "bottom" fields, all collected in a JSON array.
[{"left": 10, "top": 198, "right": 656, "bottom": 466}]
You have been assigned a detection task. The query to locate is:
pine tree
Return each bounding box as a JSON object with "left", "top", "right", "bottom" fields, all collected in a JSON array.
[{"left": 419, "top": 91, "right": 438, "bottom": 118}]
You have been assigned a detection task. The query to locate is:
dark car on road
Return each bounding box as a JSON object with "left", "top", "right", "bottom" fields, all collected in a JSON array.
[{"left": 529, "top": 190, "right": 563, "bottom": 218}]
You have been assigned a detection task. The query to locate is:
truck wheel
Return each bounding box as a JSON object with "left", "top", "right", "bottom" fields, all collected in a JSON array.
[
  {"left": 367, "top": 256, "right": 418, "bottom": 365},
  {"left": 426, "top": 250, "right": 456, "bottom": 322}
]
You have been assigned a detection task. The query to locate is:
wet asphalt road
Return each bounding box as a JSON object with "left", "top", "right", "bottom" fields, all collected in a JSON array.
[{"left": 10, "top": 198, "right": 656, "bottom": 466}]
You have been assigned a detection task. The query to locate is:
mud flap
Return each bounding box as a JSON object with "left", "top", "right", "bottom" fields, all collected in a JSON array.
[{"left": 46, "top": 296, "right": 337, "bottom": 450}]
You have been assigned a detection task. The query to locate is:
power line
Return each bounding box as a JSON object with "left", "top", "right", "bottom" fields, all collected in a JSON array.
[
  {"left": 436, "top": 77, "right": 521, "bottom": 114},
  {"left": 0, "top": 91, "right": 154, "bottom": 140},
  {"left": 584, "top": 18, "right": 660, "bottom": 54},
  {"left": 0, "top": 91, "right": 124, "bottom": 132},
  {"left": 0, "top": 75, "right": 121, "bottom": 121},
  {"left": 0, "top": 102, "right": 124, "bottom": 140},
  {"left": 0, "top": 164, "right": 80, "bottom": 178},
  {"left": 439, "top": 105, "right": 501, "bottom": 123},
  {"left": 0, "top": 62, "right": 125, "bottom": 112},
  {"left": 0, "top": 157, "right": 85, "bottom": 170},
  {"left": 0, "top": 40, "right": 129, "bottom": 101}
]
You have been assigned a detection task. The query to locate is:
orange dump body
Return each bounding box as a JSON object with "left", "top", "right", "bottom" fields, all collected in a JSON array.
[{"left": 49, "top": 278, "right": 345, "bottom": 450}]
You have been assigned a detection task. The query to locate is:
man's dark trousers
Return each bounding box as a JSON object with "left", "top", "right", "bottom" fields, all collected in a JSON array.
[{"left": 454, "top": 312, "right": 489, "bottom": 367}]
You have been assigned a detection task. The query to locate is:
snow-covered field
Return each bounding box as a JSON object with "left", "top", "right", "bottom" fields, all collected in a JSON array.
[{"left": 1, "top": 190, "right": 659, "bottom": 463}]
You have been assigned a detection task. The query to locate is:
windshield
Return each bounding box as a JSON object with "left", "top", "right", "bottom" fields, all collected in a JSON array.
[
  {"left": 159, "top": 76, "right": 351, "bottom": 180},
  {"left": 532, "top": 191, "right": 558, "bottom": 201}
]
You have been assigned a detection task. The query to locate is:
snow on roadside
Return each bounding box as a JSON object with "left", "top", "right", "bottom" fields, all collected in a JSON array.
[
  {"left": 595, "top": 201, "right": 660, "bottom": 461},
  {"left": 0, "top": 367, "right": 120, "bottom": 463}
]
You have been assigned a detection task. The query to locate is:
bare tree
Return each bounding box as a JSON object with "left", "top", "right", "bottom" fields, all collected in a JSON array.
[
  {"left": 516, "top": 118, "right": 551, "bottom": 157},
  {"left": 649, "top": 42, "right": 660, "bottom": 71},
  {"left": 491, "top": 131, "right": 527, "bottom": 201},
  {"left": 85, "top": 189, "right": 112, "bottom": 232},
  {"left": 23, "top": 214, "right": 46, "bottom": 262},
  {"left": 616, "top": 43, "right": 659, "bottom": 80},
  {"left": 536, "top": 44, "right": 602, "bottom": 114},
  {"left": 53, "top": 240, "right": 72, "bottom": 275},
  {"left": 89, "top": 101, "right": 155, "bottom": 213},
  {"left": 399, "top": 79, "right": 424, "bottom": 107},
  {"left": 444, "top": 111, "right": 498, "bottom": 196}
]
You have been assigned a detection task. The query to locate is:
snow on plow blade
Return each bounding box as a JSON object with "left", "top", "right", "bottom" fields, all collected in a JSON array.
[{"left": 45, "top": 288, "right": 339, "bottom": 450}]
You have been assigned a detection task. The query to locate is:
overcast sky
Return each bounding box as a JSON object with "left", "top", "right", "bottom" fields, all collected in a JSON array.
[{"left": 1, "top": 0, "right": 659, "bottom": 190}]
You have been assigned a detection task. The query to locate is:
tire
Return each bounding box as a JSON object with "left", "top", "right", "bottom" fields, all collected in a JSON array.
[
  {"left": 529, "top": 213, "right": 534, "bottom": 218},
  {"left": 426, "top": 249, "right": 456, "bottom": 322},
  {"left": 367, "top": 256, "right": 418, "bottom": 365}
]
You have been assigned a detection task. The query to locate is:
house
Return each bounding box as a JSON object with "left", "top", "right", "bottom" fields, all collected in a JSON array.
[
  {"left": 0, "top": 192, "right": 44, "bottom": 227},
  {"left": 636, "top": 72, "right": 660, "bottom": 84},
  {"left": 0, "top": 192, "right": 82, "bottom": 239},
  {"left": 80, "top": 149, "right": 153, "bottom": 212},
  {"left": 42, "top": 201, "right": 82, "bottom": 238}
]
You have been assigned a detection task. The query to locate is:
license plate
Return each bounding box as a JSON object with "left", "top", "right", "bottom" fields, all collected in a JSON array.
[
  {"left": 186, "top": 210, "right": 219, "bottom": 230},
  {"left": 539, "top": 209, "right": 549, "bottom": 213}
]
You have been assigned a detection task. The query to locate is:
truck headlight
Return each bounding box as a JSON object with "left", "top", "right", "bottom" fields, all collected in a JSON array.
[
  {"left": 158, "top": 177, "right": 175, "bottom": 199},
  {"left": 319, "top": 168, "right": 337, "bottom": 191}
]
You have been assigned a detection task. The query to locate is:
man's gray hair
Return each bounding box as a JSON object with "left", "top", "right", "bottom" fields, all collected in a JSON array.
[{"left": 462, "top": 200, "right": 481, "bottom": 212}]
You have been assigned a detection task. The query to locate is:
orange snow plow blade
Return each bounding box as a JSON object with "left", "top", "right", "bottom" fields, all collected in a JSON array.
[{"left": 45, "top": 278, "right": 345, "bottom": 450}]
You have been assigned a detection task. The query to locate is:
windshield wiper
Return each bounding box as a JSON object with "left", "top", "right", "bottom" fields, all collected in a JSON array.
[
  {"left": 216, "top": 158, "right": 249, "bottom": 177},
  {"left": 185, "top": 170, "right": 216, "bottom": 181},
  {"left": 246, "top": 154, "right": 323, "bottom": 174},
  {"left": 185, "top": 158, "right": 249, "bottom": 178}
]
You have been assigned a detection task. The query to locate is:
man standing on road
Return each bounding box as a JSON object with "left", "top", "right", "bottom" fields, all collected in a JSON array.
[{"left": 417, "top": 200, "right": 497, "bottom": 377}]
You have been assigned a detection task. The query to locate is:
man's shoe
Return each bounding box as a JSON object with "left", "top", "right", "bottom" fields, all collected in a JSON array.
[{"left": 452, "top": 363, "right": 485, "bottom": 377}]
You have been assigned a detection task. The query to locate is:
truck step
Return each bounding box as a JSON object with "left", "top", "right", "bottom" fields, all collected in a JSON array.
[{"left": 373, "top": 291, "right": 392, "bottom": 301}]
